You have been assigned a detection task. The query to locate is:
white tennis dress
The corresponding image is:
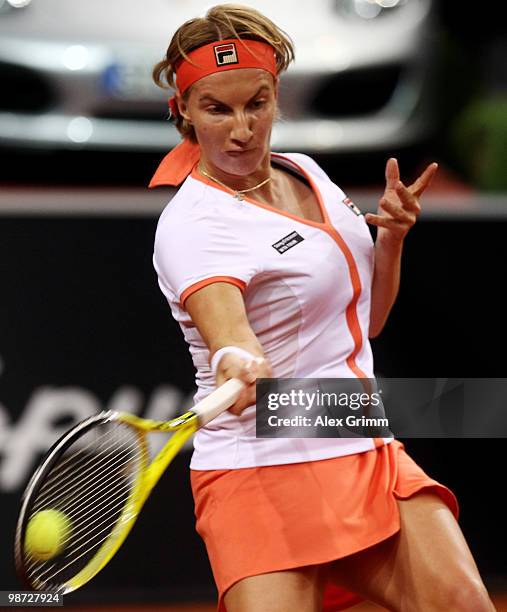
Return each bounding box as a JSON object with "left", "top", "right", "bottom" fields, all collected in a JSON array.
[{"left": 153, "top": 152, "right": 393, "bottom": 469}]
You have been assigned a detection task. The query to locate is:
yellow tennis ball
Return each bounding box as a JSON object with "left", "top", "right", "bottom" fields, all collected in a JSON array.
[{"left": 25, "top": 509, "right": 72, "bottom": 561}]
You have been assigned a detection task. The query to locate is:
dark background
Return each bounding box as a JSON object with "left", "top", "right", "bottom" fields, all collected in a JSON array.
[{"left": 0, "top": 215, "right": 505, "bottom": 602}]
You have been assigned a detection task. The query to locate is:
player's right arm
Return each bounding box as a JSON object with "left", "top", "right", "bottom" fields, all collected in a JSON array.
[{"left": 185, "top": 282, "right": 272, "bottom": 415}]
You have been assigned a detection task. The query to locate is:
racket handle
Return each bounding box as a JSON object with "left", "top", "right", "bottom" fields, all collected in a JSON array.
[{"left": 193, "top": 378, "right": 246, "bottom": 426}]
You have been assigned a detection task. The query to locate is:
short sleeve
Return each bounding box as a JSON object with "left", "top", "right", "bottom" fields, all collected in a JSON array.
[{"left": 153, "top": 209, "right": 258, "bottom": 309}]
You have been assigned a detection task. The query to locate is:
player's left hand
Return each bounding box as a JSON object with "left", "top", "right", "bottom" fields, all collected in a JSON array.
[{"left": 364, "top": 158, "right": 438, "bottom": 242}]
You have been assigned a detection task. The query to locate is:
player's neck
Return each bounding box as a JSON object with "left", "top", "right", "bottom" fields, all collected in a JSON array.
[{"left": 198, "top": 154, "right": 275, "bottom": 201}]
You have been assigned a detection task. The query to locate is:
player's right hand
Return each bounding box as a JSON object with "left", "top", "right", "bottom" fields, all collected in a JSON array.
[{"left": 216, "top": 353, "right": 272, "bottom": 415}]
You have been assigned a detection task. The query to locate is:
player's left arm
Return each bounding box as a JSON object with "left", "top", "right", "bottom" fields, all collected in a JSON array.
[{"left": 365, "top": 158, "right": 438, "bottom": 338}]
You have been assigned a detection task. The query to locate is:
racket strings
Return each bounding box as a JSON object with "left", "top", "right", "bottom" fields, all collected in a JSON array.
[
  {"left": 33, "top": 437, "right": 141, "bottom": 516},
  {"left": 27, "top": 455, "right": 137, "bottom": 558},
  {"left": 23, "top": 420, "right": 146, "bottom": 590},
  {"left": 37, "top": 461, "right": 140, "bottom": 561},
  {"left": 25, "top": 492, "right": 129, "bottom": 580},
  {"left": 25, "top": 467, "right": 135, "bottom": 574},
  {"left": 33, "top": 511, "right": 127, "bottom": 582},
  {"left": 32, "top": 522, "right": 129, "bottom": 587},
  {"left": 50, "top": 466, "right": 137, "bottom": 544},
  {"left": 27, "top": 425, "right": 141, "bottom": 584},
  {"left": 32, "top": 424, "right": 130, "bottom": 511}
]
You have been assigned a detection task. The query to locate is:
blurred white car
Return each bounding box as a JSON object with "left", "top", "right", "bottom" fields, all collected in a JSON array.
[{"left": 0, "top": 0, "right": 440, "bottom": 154}]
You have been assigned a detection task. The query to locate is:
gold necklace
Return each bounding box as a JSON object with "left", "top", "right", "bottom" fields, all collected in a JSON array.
[{"left": 199, "top": 165, "right": 272, "bottom": 201}]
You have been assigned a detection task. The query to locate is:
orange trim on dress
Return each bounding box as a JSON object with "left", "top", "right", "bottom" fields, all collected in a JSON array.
[
  {"left": 190, "top": 155, "right": 367, "bottom": 379},
  {"left": 190, "top": 158, "right": 329, "bottom": 229},
  {"left": 191, "top": 156, "right": 385, "bottom": 446},
  {"left": 180, "top": 275, "right": 246, "bottom": 309}
]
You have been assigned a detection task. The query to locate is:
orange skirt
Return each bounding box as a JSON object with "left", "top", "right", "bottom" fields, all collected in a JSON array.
[{"left": 190, "top": 440, "right": 459, "bottom": 611}]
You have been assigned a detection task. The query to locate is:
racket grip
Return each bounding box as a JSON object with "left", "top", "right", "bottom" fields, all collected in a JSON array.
[{"left": 193, "top": 378, "right": 246, "bottom": 426}]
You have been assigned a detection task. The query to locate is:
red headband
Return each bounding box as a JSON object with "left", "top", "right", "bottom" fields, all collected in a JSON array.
[
  {"left": 150, "top": 38, "right": 277, "bottom": 188},
  {"left": 175, "top": 38, "right": 277, "bottom": 93}
]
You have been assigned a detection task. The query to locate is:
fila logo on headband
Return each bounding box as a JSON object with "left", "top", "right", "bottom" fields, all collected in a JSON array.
[{"left": 214, "top": 42, "right": 239, "bottom": 66}]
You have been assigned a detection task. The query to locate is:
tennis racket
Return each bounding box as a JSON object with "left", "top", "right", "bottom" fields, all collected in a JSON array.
[{"left": 15, "top": 378, "right": 244, "bottom": 594}]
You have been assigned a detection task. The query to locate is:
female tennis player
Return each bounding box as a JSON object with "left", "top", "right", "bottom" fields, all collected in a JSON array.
[{"left": 150, "top": 5, "right": 495, "bottom": 611}]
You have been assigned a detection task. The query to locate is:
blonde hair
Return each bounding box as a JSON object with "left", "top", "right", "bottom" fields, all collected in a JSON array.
[{"left": 152, "top": 4, "right": 295, "bottom": 142}]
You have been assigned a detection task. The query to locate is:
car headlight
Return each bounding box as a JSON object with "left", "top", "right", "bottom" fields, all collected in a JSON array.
[
  {"left": 0, "top": 0, "right": 32, "bottom": 13},
  {"left": 335, "top": 0, "right": 408, "bottom": 20}
]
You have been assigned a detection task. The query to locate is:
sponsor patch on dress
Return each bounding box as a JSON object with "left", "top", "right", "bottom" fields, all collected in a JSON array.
[
  {"left": 343, "top": 197, "right": 362, "bottom": 216},
  {"left": 272, "top": 230, "right": 305, "bottom": 254}
]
